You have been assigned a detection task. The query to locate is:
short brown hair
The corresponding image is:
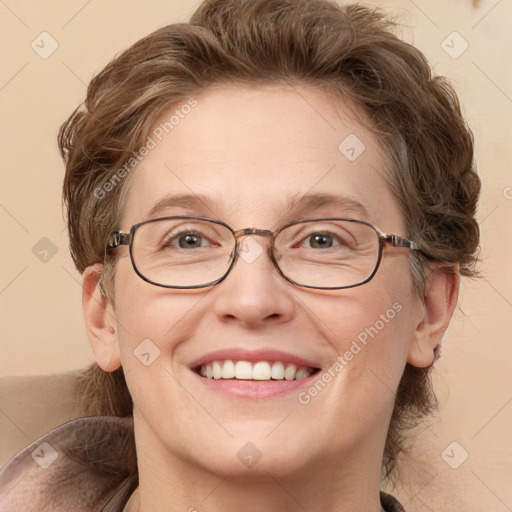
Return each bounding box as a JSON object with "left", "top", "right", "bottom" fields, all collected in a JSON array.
[{"left": 60, "top": 0, "right": 480, "bottom": 480}]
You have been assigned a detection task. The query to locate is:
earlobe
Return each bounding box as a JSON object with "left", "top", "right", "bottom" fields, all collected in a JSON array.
[
  {"left": 82, "top": 264, "right": 122, "bottom": 372},
  {"left": 407, "top": 266, "right": 460, "bottom": 368}
]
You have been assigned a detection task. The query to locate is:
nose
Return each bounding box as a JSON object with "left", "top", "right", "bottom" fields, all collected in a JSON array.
[{"left": 211, "top": 235, "right": 295, "bottom": 328}]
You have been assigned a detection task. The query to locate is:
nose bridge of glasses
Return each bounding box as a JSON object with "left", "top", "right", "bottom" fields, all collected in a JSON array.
[
  {"left": 233, "top": 227, "right": 274, "bottom": 240},
  {"left": 231, "top": 227, "right": 277, "bottom": 265}
]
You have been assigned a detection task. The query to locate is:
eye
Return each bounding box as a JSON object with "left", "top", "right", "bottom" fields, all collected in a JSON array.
[
  {"left": 301, "top": 232, "right": 342, "bottom": 249},
  {"left": 164, "top": 230, "right": 212, "bottom": 249}
]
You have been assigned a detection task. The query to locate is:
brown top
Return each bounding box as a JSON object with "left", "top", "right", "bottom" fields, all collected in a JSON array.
[{"left": 0, "top": 416, "right": 405, "bottom": 511}]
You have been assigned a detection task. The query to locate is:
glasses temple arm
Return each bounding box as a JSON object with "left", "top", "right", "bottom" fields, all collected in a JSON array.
[
  {"left": 382, "top": 234, "right": 418, "bottom": 251},
  {"left": 108, "top": 230, "right": 130, "bottom": 249}
]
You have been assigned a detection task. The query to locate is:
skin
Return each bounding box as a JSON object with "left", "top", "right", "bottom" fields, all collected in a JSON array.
[{"left": 82, "top": 84, "right": 459, "bottom": 512}]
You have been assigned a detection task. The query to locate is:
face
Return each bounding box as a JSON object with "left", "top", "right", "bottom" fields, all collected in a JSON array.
[{"left": 104, "top": 85, "right": 423, "bottom": 481}]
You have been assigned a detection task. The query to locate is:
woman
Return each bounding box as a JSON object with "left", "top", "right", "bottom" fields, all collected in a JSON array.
[{"left": 0, "top": 0, "right": 480, "bottom": 510}]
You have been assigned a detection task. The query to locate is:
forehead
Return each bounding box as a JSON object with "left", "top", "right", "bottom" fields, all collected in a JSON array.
[{"left": 121, "top": 84, "right": 403, "bottom": 231}]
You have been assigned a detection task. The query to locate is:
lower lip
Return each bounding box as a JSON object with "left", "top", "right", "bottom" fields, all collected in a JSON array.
[{"left": 190, "top": 369, "right": 319, "bottom": 399}]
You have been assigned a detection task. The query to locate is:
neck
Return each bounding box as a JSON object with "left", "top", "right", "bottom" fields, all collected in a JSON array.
[
  {"left": 125, "top": 417, "right": 387, "bottom": 512},
  {"left": 126, "top": 472, "right": 385, "bottom": 512}
]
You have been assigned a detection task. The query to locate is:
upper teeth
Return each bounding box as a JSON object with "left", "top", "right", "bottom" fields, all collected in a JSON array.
[{"left": 198, "top": 360, "right": 314, "bottom": 381}]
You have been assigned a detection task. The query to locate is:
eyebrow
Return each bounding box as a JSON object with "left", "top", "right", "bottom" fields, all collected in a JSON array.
[
  {"left": 280, "top": 192, "right": 370, "bottom": 220},
  {"left": 147, "top": 193, "right": 221, "bottom": 219},
  {"left": 146, "top": 192, "right": 370, "bottom": 222}
]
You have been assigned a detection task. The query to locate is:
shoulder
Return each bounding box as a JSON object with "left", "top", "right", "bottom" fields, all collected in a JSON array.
[{"left": 0, "top": 416, "right": 137, "bottom": 512}]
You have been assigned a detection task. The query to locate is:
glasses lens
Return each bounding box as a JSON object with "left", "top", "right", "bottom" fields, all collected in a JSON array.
[
  {"left": 132, "top": 218, "right": 235, "bottom": 287},
  {"left": 275, "top": 219, "right": 380, "bottom": 288}
]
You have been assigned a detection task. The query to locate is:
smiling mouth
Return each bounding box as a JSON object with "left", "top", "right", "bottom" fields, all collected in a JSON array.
[{"left": 195, "top": 360, "right": 320, "bottom": 381}]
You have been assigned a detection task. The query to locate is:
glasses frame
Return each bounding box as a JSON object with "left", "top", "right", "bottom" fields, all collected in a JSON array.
[{"left": 107, "top": 215, "right": 418, "bottom": 290}]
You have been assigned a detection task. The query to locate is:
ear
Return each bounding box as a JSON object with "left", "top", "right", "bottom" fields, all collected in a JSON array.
[
  {"left": 407, "top": 266, "right": 460, "bottom": 368},
  {"left": 82, "top": 264, "right": 121, "bottom": 372}
]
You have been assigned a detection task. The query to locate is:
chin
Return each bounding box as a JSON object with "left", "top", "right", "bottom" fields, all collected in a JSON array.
[{"left": 184, "top": 427, "right": 319, "bottom": 479}]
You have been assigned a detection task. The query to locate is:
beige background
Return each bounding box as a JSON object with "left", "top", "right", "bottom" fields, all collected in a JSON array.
[{"left": 0, "top": 0, "right": 511, "bottom": 510}]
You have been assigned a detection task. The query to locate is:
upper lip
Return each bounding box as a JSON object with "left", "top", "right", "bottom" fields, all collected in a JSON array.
[{"left": 189, "top": 348, "right": 321, "bottom": 370}]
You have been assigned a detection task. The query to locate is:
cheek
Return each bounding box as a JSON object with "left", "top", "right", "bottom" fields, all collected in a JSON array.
[
  {"left": 115, "top": 290, "right": 200, "bottom": 355},
  {"left": 304, "top": 264, "right": 416, "bottom": 391},
  {"left": 287, "top": 283, "right": 416, "bottom": 452},
  {"left": 111, "top": 281, "right": 207, "bottom": 426},
  {"left": 313, "top": 294, "right": 409, "bottom": 373},
  {"left": 111, "top": 260, "right": 202, "bottom": 368}
]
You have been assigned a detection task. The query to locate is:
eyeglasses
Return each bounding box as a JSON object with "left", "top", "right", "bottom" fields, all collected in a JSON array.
[{"left": 107, "top": 216, "right": 418, "bottom": 290}]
